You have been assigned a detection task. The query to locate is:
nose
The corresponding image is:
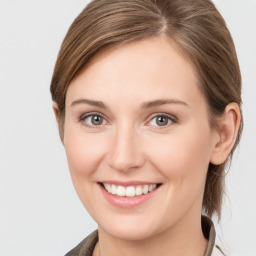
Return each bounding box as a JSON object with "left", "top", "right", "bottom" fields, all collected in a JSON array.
[{"left": 107, "top": 124, "right": 145, "bottom": 173}]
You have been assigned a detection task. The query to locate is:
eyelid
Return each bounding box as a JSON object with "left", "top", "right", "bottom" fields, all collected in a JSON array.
[
  {"left": 146, "top": 112, "right": 178, "bottom": 127},
  {"left": 79, "top": 112, "right": 109, "bottom": 128},
  {"left": 79, "top": 111, "right": 178, "bottom": 128}
]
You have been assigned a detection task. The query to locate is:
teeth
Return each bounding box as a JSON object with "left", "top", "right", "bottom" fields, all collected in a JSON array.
[
  {"left": 135, "top": 186, "right": 142, "bottom": 196},
  {"left": 142, "top": 185, "right": 149, "bottom": 194},
  {"left": 103, "top": 183, "right": 158, "bottom": 197},
  {"left": 117, "top": 185, "right": 126, "bottom": 196},
  {"left": 111, "top": 184, "right": 117, "bottom": 195},
  {"left": 105, "top": 184, "right": 111, "bottom": 193},
  {"left": 126, "top": 186, "right": 135, "bottom": 197}
]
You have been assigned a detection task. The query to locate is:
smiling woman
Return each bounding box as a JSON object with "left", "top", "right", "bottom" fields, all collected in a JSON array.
[{"left": 50, "top": 0, "right": 242, "bottom": 256}]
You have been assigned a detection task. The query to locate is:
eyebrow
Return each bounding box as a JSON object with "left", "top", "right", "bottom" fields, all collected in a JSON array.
[
  {"left": 71, "top": 99, "right": 107, "bottom": 109},
  {"left": 140, "top": 99, "right": 189, "bottom": 109},
  {"left": 70, "top": 98, "right": 189, "bottom": 109}
]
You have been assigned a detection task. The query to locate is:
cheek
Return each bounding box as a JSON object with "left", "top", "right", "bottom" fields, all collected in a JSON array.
[
  {"left": 63, "top": 125, "right": 109, "bottom": 213},
  {"left": 145, "top": 127, "right": 211, "bottom": 185},
  {"left": 63, "top": 124, "right": 107, "bottom": 179},
  {"left": 143, "top": 127, "right": 212, "bottom": 220}
]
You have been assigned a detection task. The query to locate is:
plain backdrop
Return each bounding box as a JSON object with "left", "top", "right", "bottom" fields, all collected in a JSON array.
[{"left": 0, "top": 0, "right": 255, "bottom": 255}]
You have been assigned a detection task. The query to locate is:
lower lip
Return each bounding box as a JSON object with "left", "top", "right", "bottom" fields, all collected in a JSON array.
[{"left": 98, "top": 184, "right": 160, "bottom": 208}]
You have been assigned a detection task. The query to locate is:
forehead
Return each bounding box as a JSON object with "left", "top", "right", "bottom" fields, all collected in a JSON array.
[{"left": 66, "top": 36, "right": 205, "bottom": 110}]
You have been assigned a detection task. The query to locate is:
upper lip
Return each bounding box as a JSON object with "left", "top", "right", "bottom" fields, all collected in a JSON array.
[{"left": 99, "top": 180, "right": 162, "bottom": 186}]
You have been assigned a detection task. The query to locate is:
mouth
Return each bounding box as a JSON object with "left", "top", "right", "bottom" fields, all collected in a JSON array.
[{"left": 99, "top": 182, "right": 162, "bottom": 197}]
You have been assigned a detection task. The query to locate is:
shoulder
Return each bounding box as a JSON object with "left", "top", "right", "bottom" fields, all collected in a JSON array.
[{"left": 65, "top": 230, "right": 98, "bottom": 256}]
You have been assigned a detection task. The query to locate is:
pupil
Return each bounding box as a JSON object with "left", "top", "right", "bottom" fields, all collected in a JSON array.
[
  {"left": 92, "top": 115, "right": 103, "bottom": 125},
  {"left": 157, "top": 116, "right": 168, "bottom": 126}
]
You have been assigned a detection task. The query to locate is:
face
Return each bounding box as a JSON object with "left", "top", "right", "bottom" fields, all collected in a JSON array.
[{"left": 63, "top": 36, "right": 219, "bottom": 241}]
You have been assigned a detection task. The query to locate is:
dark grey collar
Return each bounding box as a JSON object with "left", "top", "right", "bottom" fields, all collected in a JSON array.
[{"left": 202, "top": 215, "right": 216, "bottom": 256}]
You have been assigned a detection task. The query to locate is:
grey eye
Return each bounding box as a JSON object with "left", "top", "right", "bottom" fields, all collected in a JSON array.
[
  {"left": 149, "top": 115, "right": 172, "bottom": 127},
  {"left": 84, "top": 114, "right": 106, "bottom": 126}
]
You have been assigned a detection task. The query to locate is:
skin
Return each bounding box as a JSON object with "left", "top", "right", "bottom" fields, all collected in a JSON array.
[{"left": 54, "top": 36, "right": 240, "bottom": 256}]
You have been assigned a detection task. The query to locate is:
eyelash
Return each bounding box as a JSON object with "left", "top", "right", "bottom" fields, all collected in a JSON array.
[
  {"left": 79, "top": 112, "right": 178, "bottom": 129},
  {"left": 148, "top": 114, "right": 177, "bottom": 128}
]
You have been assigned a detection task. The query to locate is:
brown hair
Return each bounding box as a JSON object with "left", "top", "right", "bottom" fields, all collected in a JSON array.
[{"left": 50, "top": 0, "right": 243, "bottom": 219}]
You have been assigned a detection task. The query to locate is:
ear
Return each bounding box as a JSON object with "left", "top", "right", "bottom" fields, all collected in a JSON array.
[
  {"left": 52, "top": 102, "right": 60, "bottom": 123},
  {"left": 210, "top": 102, "right": 241, "bottom": 165}
]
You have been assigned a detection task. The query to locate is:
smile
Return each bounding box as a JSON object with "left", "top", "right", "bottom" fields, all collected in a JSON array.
[
  {"left": 101, "top": 183, "right": 159, "bottom": 197},
  {"left": 98, "top": 182, "right": 162, "bottom": 208}
]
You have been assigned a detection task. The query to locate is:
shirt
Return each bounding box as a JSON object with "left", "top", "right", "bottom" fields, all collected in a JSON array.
[{"left": 65, "top": 215, "right": 225, "bottom": 256}]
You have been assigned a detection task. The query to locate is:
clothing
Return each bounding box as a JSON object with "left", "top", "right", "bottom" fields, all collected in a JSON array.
[{"left": 65, "top": 216, "right": 225, "bottom": 256}]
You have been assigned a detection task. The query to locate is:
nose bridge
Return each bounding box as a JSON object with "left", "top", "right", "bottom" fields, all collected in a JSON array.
[{"left": 107, "top": 122, "right": 144, "bottom": 172}]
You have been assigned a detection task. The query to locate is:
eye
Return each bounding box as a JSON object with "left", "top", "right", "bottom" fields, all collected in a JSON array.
[
  {"left": 148, "top": 114, "right": 176, "bottom": 127},
  {"left": 80, "top": 114, "right": 107, "bottom": 127}
]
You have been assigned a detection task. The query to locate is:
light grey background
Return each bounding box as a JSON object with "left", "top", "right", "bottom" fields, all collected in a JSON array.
[{"left": 0, "top": 0, "right": 255, "bottom": 255}]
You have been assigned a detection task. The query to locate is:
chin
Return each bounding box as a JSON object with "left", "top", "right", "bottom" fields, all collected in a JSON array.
[{"left": 98, "top": 217, "right": 162, "bottom": 241}]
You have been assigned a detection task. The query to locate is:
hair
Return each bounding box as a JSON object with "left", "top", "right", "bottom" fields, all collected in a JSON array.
[{"left": 50, "top": 0, "right": 243, "bottom": 219}]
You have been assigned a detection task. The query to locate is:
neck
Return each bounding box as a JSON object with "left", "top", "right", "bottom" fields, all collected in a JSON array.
[{"left": 94, "top": 213, "right": 208, "bottom": 256}]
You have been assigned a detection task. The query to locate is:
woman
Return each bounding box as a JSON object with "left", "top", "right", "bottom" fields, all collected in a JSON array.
[{"left": 50, "top": 0, "right": 243, "bottom": 255}]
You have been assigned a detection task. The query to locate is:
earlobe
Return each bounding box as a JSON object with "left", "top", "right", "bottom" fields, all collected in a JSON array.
[
  {"left": 210, "top": 102, "right": 241, "bottom": 165},
  {"left": 52, "top": 102, "right": 60, "bottom": 123}
]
